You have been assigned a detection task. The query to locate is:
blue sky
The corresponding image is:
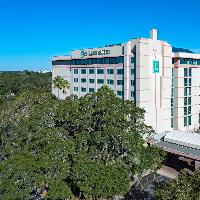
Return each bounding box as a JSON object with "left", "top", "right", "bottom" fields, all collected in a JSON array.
[{"left": 0, "top": 0, "right": 200, "bottom": 71}]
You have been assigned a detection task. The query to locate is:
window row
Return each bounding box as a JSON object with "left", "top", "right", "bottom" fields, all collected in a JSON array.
[
  {"left": 172, "top": 97, "right": 192, "bottom": 107},
  {"left": 180, "top": 58, "right": 200, "bottom": 65},
  {"left": 74, "top": 87, "right": 95, "bottom": 93},
  {"left": 74, "top": 78, "right": 135, "bottom": 86},
  {"left": 74, "top": 68, "right": 124, "bottom": 75},
  {"left": 74, "top": 86, "right": 124, "bottom": 97},
  {"left": 52, "top": 56, "right": 124, "bottom": 66},
  {"left": 74, "top": 78, "right": 125, "bottom": 85}
]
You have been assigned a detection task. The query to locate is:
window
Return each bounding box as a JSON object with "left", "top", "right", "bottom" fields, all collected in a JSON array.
[
  {"left": 180, "top": 58, "right": 188, "bottom": 64},
  {"left": 189, "top": 87, "right": 191, "bottom": 96},
  {"left": 131, "top": 91, "right": 135, "bottom": 97},
  {"left": 89, "top": 79, "right": 95, "bottom": 84},
  {"left": 75, "top": 59, "right": 81, "bottom": 65},
  {"left": 110, "top": 57, "right": 117, "bottom": 64},
  {"left": 97, "top": 69, "right": 104, "bottom": 74},
  {"left": 171, "top": 108, "right": 174, "bottom": 117},
  {"left": 131, "top": 68, "right": 134, "bottom": 75},
  {"left": 172, "top": 78, "right": 174, "bottom": 88},
  {"left": 184, "top": 68, "right": 188, "bottom": 77},
  {"left": 172, "top": 68, "right": 174, "bottom": 77},
  {"left": 81, "top": 78, "right": 86, "bottom": 83},
  {"left": 88, "top": 59, "right": 92, "bottom": 65},
  {"left": 184, "top": 88, "right": 187, "bottom": 96},
  {"left": 131, "top": 57, "right": 135, "bottom": 63},
  {"left": 89, "top": 88, "right": 95, "bottom": 93},
  {"left": 97, "top": 79, "right": 104, "bottom": 84},
  {"left": 117, "top": 90, "right": 124, "bottom": 96},
  {"left": 184, "top": 107, "right": 187, "bottom": 116},
  {"left": 117, "top": 56, "right": 124, "bottom": 64},
  {"left": 107, "top": 79, "right": 114, "bottom": 85},
  {"left": 188, "top": 106, "right": 191, "bottom": 115},
  {"left": 81, "top": 87, "right": 86, "bottom": 92},
  {"left": 96, "top": 58, "right": 102, "bottom": 64},
  {"left": 91, "top": 58, "right": 97, "bottom": 65},
  {"left": 184, "top": 78, "right": 187, "bottom": 86},
  {"left": 74, "top": 87, "right": 78, "bottom": 92},
  {"left": 117, "top": 80, "right": 124, "bottom": 85},
  {"left": 189, "top": 68, "right": 192, "bottom": 76},
  {"left": 117, "top": 69, "right": 124, "bottom": 75},
  {"left": 81, "top": 59, "right": 88, "bottom": 65},
  {"left": 189, "top": 78, "right": 191, "bottom": 86},
  {"left": 89, "top": 69, "right": 95, "bottom": 74},
  {"left": 184, "top": 117, "right": 187, "bottom": 127},
  {"left": 52, "top": 60, "right": 72, "bottom": 65},
  {"left": 103, "top": 58, "right": 109, "bottom": 64},
  {"left": 188, "top": 116, "right": 191, "bottom": 125},
  {"left": 81, "top": 69, "right": 86, "bottom": 74},
  {"left": 171, "top": 118, "right": 174, "bottom": 128},
  {"left": 184, "top": 97, "right": 187, "bottom": 106},
  {"left": 74, "top": 69, "right": 78, "bottom": 74},
  {"left": 107, "top": 69, "right": 114, "bottom": 74},
  {"left": 171, "top": 98, "right": 173, "bottom": 107},
  {"left": 197, "top": 59, "right": 200, "bottom": 65},
  {"left": 171, "top": 88, "right": 174, "bottom": 97},
  {"left": 53, "top": 56, "right": 125, "bottom": 66},
  {"left": 188, "top": 97, "right": 191, "bottom": 105},
  {"left": 131, "top": 80, "right": 135, "bottom": 86},
  {"left": 74, "top": 78, "right": 78, "bottom": 83},
  {"left": 189, "top": 59, "right": 196, "bottom": 65}
]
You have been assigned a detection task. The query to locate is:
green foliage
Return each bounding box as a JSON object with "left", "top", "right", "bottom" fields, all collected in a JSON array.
[
  {"left": 155, "top": 169, "right": 200, "bottom": 200},
  {"left": 0, "top": 92, "right": 75, "bottom": 199},
  {"left": 72, "top": 154, "right": 129, "bottom": 199},
  {"left": 0, "top": 76, "right": 165, "bottom": 199},
  {"left": 0, "top": 71, "right": 52, "bottom": 104}
]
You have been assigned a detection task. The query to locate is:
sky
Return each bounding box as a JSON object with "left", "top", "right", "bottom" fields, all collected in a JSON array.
[{"left": 0, "top": 0, "right": 200, "bottom": 71}]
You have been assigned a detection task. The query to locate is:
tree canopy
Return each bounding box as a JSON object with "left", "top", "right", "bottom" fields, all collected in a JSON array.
[
  {"left": 0, "top": 73, "right": 165, "bottom": 199},
  {"left": 155, "top": 169, "right": 200, "bottom": 200},
  {"left": 0, "top": 71, "right": 51, "bottom": 104}
]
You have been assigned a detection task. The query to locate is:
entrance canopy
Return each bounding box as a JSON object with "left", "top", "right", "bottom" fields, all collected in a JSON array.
[{"left": 164, "top": 130, "right": 200, "bottom": 150}]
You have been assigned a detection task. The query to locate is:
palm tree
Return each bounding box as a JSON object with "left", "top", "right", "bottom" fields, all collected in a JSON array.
[{"left": 53, "top": 76, "right": 70, "bottom": 98}]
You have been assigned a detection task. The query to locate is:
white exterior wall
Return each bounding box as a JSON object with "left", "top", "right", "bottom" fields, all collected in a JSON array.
[{"left": 134, "top": 38, "right": 172, "bottom": 133}]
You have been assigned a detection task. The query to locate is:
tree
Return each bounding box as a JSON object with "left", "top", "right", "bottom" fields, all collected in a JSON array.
[
  {"left": 155, "top": 169, "right": 200, "bottom": 200},
  {"left": 55, "top": 86, "right": 165, "bottom": 199},
  {"left": 0, "top": 86, "right": 165, "bottom": 200},
  {"left": 53, "top": 76, "right": 70, "bottom": 98}
]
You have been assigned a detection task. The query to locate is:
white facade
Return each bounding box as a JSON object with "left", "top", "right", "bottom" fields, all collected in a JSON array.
[{"left": 52, "top": 29, "right": 200, "bottom": 133}]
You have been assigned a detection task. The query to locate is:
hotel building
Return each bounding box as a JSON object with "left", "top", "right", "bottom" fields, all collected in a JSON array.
[{"left": 52, "top": 29, "right": 200, "bottom": 133}]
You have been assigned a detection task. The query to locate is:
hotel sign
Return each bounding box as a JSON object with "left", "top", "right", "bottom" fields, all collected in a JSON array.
[
  {"left": 80, "top": 49, "right": 111, "bottom": 58},
  {"left": 153, "top": 60, "right": 159, "bottom": 73}
]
